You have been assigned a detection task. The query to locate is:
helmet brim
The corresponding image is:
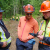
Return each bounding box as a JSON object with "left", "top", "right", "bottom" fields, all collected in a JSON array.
[
  {"left": 39, "top": 10, "right": 50, "bottom": 12},
  {"left": 25, "top": 11, "right": 34, "bottom": 13}
]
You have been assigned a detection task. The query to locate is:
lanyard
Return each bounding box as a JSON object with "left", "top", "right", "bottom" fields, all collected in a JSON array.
[
  {"left": 21, "top": 21, "right": 27, "bottom": 40},
  {"left": 44, "top": 20, "right": 49, "bottom": 37}
]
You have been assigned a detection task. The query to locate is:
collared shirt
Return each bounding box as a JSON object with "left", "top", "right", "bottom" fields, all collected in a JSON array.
[{"left": 18, "top": 16, "right": 39, "bottom": 42}]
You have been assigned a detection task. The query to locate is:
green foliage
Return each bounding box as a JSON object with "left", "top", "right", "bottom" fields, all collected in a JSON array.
[
  {"left": 2, "top": 18, "right": 10, "bottom": 22},
  {"left": 30, "top": 0, "right": 43, "bottom": 15},
  {"left": 0, "top": 0, "right": 13, "bottom": 18},
  {"left": 0, "top": 0, "right": 44, "bottom": 18}
]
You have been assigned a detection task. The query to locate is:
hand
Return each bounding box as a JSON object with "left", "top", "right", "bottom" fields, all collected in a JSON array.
[
  {"left": 2, "top": 42, "right": 7, "bottom": 47},
  {"left": 38, "top": 30, "right": 43, "bottom": 35},
  {"left": 37, "top": 35, "right": 44, "bottom": 41},
  {"left": 27, "top": 37, "right": 29, "bottom": 40}
]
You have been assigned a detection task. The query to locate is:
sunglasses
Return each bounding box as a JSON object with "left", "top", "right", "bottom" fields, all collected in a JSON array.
[{"left": 26, "top": 13, "right": 32, "bottom": 15}]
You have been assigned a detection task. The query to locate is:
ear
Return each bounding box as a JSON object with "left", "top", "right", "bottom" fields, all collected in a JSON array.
[
  {"left": 33, "top": 7, "right": 35, "bottom": 12},
  {"left": 23, "top": 5, "right": 25, "bottom": 12}
]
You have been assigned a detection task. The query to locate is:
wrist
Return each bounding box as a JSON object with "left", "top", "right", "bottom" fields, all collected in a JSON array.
[{"left": 2, "top": 42, "right": 7, "bottom": 47}]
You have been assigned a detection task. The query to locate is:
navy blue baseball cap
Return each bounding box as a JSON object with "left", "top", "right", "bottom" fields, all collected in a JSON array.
[{"left": 0, "top": 7, "right": 4, "bottom": 12}]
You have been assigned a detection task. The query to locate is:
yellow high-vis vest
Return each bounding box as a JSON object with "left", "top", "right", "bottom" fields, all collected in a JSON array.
[
  {"left": 39, "top": 20, "right": 50, "bottom": 46},
  {"left": 40, "top": 20, "right": 50, "bottom": 37},
  {"left": 0, "top": 26, "right": 11, "bottom": 45}
]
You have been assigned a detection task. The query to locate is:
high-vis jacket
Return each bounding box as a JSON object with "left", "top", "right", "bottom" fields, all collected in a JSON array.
[
  {"left": 39, "top": 20, "right": 50, "bottom": 50},
  {"left": 0, "top": 26, "right": 11, "bottom": 45},
  {"left": 0, "top": 19, "right": 11, "bottom": 49}
]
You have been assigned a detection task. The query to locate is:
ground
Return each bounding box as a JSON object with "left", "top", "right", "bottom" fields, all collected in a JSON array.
[{"left": 4, "top": 18, "right": 41, "bottom": 50}]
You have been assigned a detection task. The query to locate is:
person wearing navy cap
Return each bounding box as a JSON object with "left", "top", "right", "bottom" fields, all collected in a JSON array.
[{"left": 0, "top": 7, "right": 11, "bottom": 50}]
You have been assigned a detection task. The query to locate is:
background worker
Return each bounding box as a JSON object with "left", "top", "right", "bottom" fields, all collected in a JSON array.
[
  {"left": 0, "top": 7, "right": 11, "bottom": 50},
  {"left": 37, "top": 0, "right": 50, "bottom": 50},
  {"left": 16, "top": 4, "right": 39, "bottom": 50}
]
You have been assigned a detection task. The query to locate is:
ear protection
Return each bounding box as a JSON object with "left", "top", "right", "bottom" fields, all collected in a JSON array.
[
  {"left": 23, "top": 4, "right": 35, "bottom": 12},
  {"left": 33, "top": 6, "right": 35, "bottom": 12}
]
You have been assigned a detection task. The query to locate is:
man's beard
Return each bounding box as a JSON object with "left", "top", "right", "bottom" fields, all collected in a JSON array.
[{"left": 43, "top": 16, "right": 47, "bottom": 20}]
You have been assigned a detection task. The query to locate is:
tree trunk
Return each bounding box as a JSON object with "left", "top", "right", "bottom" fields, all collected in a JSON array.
[
  {"left": 14, "top": 6, "right": 15, "bottom": 16},
  {"left": 22, "top": 0, "right": 23, "bottom": 15},
  {"left": 16, "top": 0, "right": 17, "bottom": 13}
]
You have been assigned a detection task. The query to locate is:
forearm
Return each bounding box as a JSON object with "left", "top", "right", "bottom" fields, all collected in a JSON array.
[
  {"left": 43, "top": 37, "right": 50, "bottom": 44},
  {"left": 2, "top": 42, "right": 7, "bottom": 47},
  {"left": 5, "top": 43, "right": 11, "bottom": 49},
  {"left": 5, "top": 30, "right": 11, "bottom": 47},
  {"left": 0, "top": 42, "right": 7, "bottom": 47},
  {"left": 0, "top": 42, "right": 11, "bottom": 49}
]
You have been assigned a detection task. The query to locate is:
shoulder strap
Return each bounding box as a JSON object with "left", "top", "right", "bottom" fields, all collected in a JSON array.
[{"left": 40, "top": 20, "right": 44, "bottom": 30}]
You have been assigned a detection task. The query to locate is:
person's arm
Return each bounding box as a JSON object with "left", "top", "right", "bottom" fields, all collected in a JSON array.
[
  {"left": 27, "top": 22, "right": 39, "bottom": 39},
  {"left": 43, "top": 37, "right": 50, "bottom": 44},
  {"left": 0, "top": 42, "right": 7, "bottom": 48},
  {"left": 18, "top": 18, "right": 21, "bottom": 33},
  {"left": 1, "top": 31, "right": 11, "bottom": 48},
  {"left": 1, "top": 20, "right": 8, "bottom": 31},
  {"left": 37, "top": 30, "right": 50, "bottom": 44},
  {"left": 0, "top": 20, "right": 11, "bottom": 48},
  {"left": 1, "top": 30, "right": 11, "bottom": 48},
  {"left": 37, "top": 35, "right": 50, "bottom": 44},
  {"left": 4, "top": 30, "right": 11, "bottom": 48},
  {"left": 2, "top": 42, "right": 7, "bottom": 47}
]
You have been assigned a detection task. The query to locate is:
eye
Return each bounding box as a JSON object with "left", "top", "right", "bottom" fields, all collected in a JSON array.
[{"left": 26, "top": 13, "right": 32, "bottom": 15}]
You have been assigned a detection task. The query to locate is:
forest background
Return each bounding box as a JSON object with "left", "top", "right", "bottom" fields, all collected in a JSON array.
[
  {"left": 0, "top": 0, "right": 47, "bottom": 19},
  {"left": 0, "top": 0, "right": 49, "bottom": 50}
]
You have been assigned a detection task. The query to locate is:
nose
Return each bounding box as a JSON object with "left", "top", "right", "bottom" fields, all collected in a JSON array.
[{"left": 28, "top": 14, "right": 30, "bottom": 16}]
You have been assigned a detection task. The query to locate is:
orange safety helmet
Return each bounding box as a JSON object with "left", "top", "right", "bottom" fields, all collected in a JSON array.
[
  {"left": 23, "top": 4, "right": 35, "bottom": 13},
  {"left": 39, "top": 1, "right": 50, "bottom": 12}
]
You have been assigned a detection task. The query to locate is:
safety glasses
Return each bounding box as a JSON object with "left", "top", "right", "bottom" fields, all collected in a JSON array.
[{"left": 26, "top": 13, "right": 32, "bottom": 15}]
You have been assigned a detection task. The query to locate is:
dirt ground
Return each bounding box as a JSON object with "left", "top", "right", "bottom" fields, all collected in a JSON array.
[{"left": 4, "top": 20, "right": 39, "bottom": 50}]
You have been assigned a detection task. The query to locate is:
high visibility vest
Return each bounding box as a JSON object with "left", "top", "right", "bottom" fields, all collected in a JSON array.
[
  {"left": 39, "top": 20, "right": 50, "bottom": 46},
  {"left": 0, "top": 26, "right": 11, "bottom": 45},
  {"left": 40, "top": 20, "right": 50, "bottom": 37}
]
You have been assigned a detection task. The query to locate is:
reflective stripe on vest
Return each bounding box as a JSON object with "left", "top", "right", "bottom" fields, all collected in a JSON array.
[
  {"left": 0, "top": 26, "right": 11, "bottom": 45},
  {"left": 39, "top": 20, "right": 50, "bottom": 46},
  {"left": 7, "top": 36, "right": 11, "bottom": 45},
  {"left": 40, "top": 20, "right": 50, "bottom": 37},
  {"left": 0, "top": 27, "right": 6, "bottom": 42}
]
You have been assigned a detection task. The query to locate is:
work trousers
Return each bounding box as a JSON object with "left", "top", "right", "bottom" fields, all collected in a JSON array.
[
  {"left": 0, "top": 49, "right": 9, "bottom": 50},
  {"left": 16, "top": 38, "right": 33, "bottom": 50}
]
